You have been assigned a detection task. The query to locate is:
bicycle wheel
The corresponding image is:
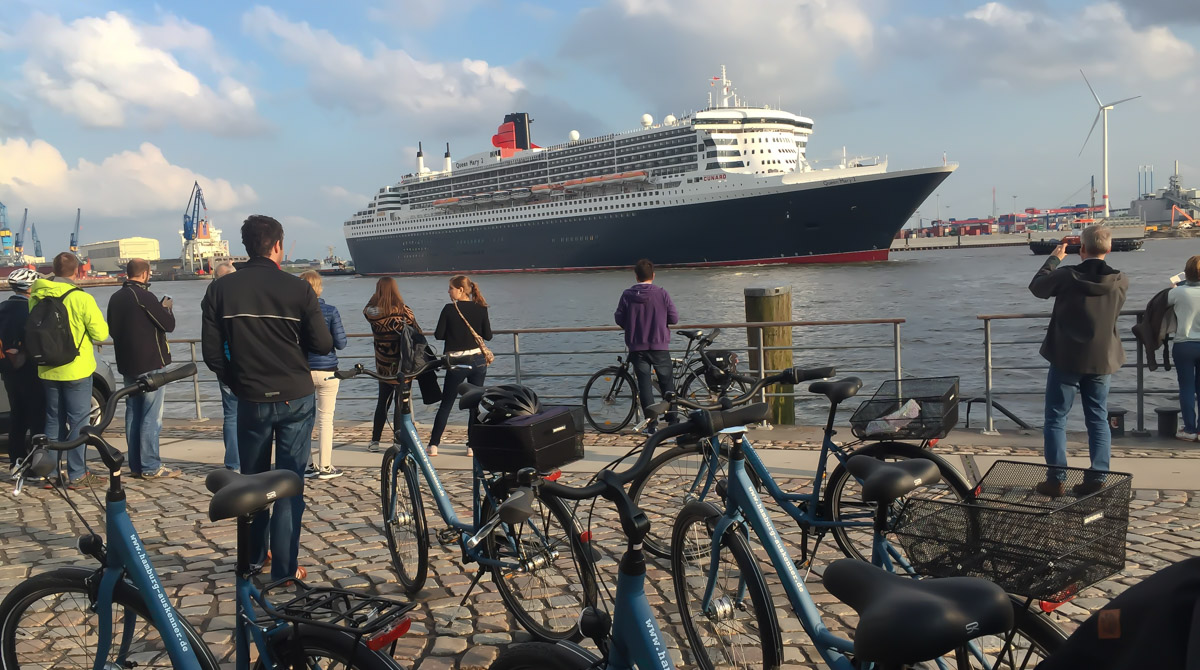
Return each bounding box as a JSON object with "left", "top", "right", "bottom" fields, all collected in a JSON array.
[
  {"left": 582, "top": 366, "right": 637, "bottom": 433},
  {"left": 485, "top": 488, "right": 597, "bottom": 642},
  {"left": 380, "top": 447, "right": 429, "bottom": 596},
  {"left": 629, "top": 441, "right": 729, "bottom": 559},
  {"left": 489, "top": 642, "right": 594, "bottom": 669},
  {"left": 917, "top": 601, "right": 1066, "bottom": 669},
  {"left": 826, "top": 441, "right": 974, "bottom": 563},
  {"left": 257, "top": 625, "right": 400, "bottom": 669},
  {"left": 679, "top": 370, "right": 752, "bottom": 404},
  {"left": 672, "top": 501, "right": 781, "bottom": 670},
  {"left": 0, "top": 567, "right": 219, "bottom": 669}
]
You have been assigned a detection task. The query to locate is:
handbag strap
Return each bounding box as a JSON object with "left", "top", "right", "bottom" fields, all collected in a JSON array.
[{"left": 453, "top": 302, "right": 487, "bottom": 348}]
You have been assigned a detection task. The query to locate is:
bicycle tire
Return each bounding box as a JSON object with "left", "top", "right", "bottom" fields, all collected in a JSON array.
[
  {"left": 672, "top": 500, "right": 782, "bottom": 670},
  {"left": 922, "top": 598, "right": 1066, "bottom": 669},
  {"left": 380, "top": 447, "right": 429, "bottom": 596},
  {"left": 679, "top": 369, "right": 752, "bottom": 405},
  {"left": 629, "top": 440, "right": 760, "bottom": 559},
  {"left": 582, "top": 366, "right": 637, "bottom": 433},
  {"left": 825, "top": 441, "right": 974, "bottom": 563},
  {"left": 0, "top": 566, "right": 220, "bottom": 670},
  {"left": 488, "top": 642, "right": 594, "bottom": 669},
  {"left": 484, "top": 487, "right": 597, "bottom": 642},
  {"left": 255, "top": 624, "right": 401, "bottom": 669}
]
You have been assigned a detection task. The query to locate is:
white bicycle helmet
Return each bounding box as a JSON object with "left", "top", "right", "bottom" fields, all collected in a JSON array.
[{"left": 7, "top": 268, "right": 40, "bottom": 292}]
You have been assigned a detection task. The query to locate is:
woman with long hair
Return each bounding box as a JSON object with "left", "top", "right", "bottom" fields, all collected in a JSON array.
[
  {"left": 1169, "top": 255, "right": 1200, "bottom": 441},
  {"left": 364, "top": 277, "right": 417, "bottom": 452},
  {"left": 428, "top": 275, "right": 492, "bottom": 457}
]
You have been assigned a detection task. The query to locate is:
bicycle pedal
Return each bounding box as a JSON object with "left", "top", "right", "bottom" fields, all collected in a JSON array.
[{"left": 437, "top": 528, "right": 459, "bottom": 546}]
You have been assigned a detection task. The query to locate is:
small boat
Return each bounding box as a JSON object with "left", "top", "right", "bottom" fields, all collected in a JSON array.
[
  {"left": 492, "top": 190, "right": 511, "bottom": 201},
  {"left": 512, "top": 188, "right": 532, "bottom": 200},
  {"left": 620, "top": 170, "right": 649, "bottom": 183},
  {"left": 563, "top": 179, "right": 586, "bottom": 191},
  {"left": 474, "top": 192, "right": 493, "bottom": 203},
  {"left": 583, "top": 176, "right": 606, "bottom": 187}
]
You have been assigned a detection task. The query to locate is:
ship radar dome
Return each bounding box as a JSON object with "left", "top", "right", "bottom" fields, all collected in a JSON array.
[
  {"left": 569, "top": 130, "right": 580, "bottom": 141},
  {"left": 641, "top": 114, "right": 653, "bottom": 128},
  {"left": 664, "top": 114, "right": 677, "bottom": 125}
]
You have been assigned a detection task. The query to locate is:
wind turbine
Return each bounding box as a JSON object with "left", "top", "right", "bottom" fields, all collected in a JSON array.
[{"left": 1078, "top": 70, "right": 1139, "bottom": 218}]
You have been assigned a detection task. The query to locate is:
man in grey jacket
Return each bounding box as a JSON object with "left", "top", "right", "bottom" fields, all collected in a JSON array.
[{"left": 1029, "top": 225, "right": 1128, "bottom": 497}]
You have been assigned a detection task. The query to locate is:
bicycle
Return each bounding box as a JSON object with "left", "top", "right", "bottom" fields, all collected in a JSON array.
[
  {"left": 582, "top": 327, "right": 753, "bottom": 433},
  {"left": 487, "top": 399, "right": 1064, "bottom": 669},
  {"left": 334, "top": 363, "right": 597, "bottom": 642},
  {"left": 0, "top": 364, "right": 415, "bottom": 669},
  {"left": 629, "top": 372, "right": 974, "bottom": 559}
]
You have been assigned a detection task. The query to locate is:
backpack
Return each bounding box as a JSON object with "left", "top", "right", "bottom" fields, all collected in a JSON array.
[{"left": 26, "top": 288, "right": 84, "bottom": 367}]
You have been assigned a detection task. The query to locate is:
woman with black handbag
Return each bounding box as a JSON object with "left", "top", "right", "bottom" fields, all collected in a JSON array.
[{"left": 428, "top": 275, "right": 492, "bottom": 457}]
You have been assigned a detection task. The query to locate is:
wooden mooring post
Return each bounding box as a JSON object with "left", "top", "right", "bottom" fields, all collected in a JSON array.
[{"left": 744, "top": 286, "right": 794, "bottom": 424}]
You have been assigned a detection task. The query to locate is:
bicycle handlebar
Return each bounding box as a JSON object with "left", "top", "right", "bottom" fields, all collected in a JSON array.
[{"left": 332, "top": 358, "right": 466, "bottom": 382}]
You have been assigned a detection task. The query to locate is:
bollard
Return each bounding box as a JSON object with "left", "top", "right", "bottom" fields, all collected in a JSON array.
[
  {"left": 1107, "top": 406, "right": 1127, "bottom": 438},
  {"left": 744, "top": 287, "right": 793, "bottom": 424},
  {"left": 1155, "top": 407, "right": 1180, "bottom": 438}
]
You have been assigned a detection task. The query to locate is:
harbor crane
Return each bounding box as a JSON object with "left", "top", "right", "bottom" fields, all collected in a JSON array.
[
  {"left": 183, "top": 181, "right": 207, "bottom": 272},
  {"left": 30, "top": 223, "right": 42, "bottom": 258},
  {"left": 13, "top": 208, "right": 27, "bottom": 258},
  {"left": 69, "top": 208, "right": 81, "bottom": 255}
]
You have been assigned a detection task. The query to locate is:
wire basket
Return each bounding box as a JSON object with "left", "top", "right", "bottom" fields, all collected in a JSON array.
[
  {"left": 892, "top": 460, "right": 1132, "bottom": 601},
  {"left": 849, "top": 377, "right": 959, "bottom": 440}
]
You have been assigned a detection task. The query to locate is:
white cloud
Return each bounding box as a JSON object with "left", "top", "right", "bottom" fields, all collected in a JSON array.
[
  {"left": 1, "top": 12, "right": 263, "bottom": 135},
  {"left": 320, "top": 185, "right": 371, "bottom": 207},
  {"left": 242, "top": 6, "right": 524, "bottom": 134},
  {"left": 0, "top": 138, "right": 257, "bottom": 220},
  {"left": 367, "top": 0, "right": 488, "bottom": 28},
  {"left": 560, "top": 0, "right": 877, "bottom": 113}
]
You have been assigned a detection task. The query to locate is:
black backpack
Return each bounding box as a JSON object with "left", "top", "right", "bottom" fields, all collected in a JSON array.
[{"left": 26, "top": 288, "right": 84, "bottom": 367}]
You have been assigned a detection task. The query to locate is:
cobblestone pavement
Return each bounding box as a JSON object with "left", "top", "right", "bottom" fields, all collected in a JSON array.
[{"left": 2, "top": 458, "right": 1197, "bottom": 669}]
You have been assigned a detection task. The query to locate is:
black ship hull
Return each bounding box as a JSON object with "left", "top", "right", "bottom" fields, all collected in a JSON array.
[{"left": 347, "top": 168, "right": 951, "bottom": 275}]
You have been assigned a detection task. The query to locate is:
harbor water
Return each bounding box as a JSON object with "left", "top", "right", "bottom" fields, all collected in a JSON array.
[{"left": 84, "top": 239, "right": 1194, "bottom": 429}]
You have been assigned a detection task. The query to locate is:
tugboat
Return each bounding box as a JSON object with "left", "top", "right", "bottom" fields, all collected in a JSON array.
[{"left": 317, "top": 248, "right": 356, "bottom": 276}]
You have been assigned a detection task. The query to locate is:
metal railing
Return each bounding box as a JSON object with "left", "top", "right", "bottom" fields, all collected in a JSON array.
[
  {"left": 978, "top": 310, "right": 1174, "bottom": 435},
  {"left": 134, "top": 318, "right": 906, "bottom": 424}
]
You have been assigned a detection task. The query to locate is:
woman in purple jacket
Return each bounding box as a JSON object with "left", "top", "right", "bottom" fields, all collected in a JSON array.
[{"left": 301, "top": 271, "right": 348, "bottom": 479}]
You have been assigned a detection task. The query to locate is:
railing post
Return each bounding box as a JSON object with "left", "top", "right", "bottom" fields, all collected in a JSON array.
[
  {"left": 892, "top": 322, "right": 902, "bottom": 379},
  {"left": 512, "top": 332, "right": 522, "bottom": 386},
  {"left": 1132, "top": 312, "right": 1151, "bottom": 437},
  {"left": 982, "top": 318, "right": 998, "bottom": 435},
  {"left": 756, "top": 329, "right": 767, "bottom": 405},
  {"left": 189, "top": 342, "right": 203, "bottom": 420}
]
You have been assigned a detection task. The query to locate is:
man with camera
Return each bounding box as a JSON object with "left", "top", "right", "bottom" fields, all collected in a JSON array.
[{"left": 1029, "top": 225, "right": 1128, "bottom": 497}]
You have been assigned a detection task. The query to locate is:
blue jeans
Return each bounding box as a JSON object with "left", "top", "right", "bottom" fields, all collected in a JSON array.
[
  {"left": 238, "top": 394, "right": 315, "bottom": 581},
  {"left": 429, "top": 353, "right": 488, "bottom": 446},
  {"left": 123, "top": 370, "right": 166, "bottom": 475},
  {"left": 1173, "top": 341, "right": 1200, "bottom": 434},
  {"left": 630, "top": 350, "right": 675, "bottom": 422},
  {"left": 45, "top": 378, "right": 93, "bottom": 481},
  {"left": 220, "top": 383, "right": 238, "bottom": 469},
  {"left": 1043, "top": 365, "right": 1111, "bottom": 483}
]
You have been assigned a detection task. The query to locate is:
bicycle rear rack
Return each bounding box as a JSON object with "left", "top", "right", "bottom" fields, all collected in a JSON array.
[{"left": 259, "top": 578, "right": 415, "bottom": 638}]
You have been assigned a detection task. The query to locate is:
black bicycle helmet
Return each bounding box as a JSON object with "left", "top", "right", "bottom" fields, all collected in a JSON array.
[{"left": 478, "top": 384, "right": 542, "bottom": 424}]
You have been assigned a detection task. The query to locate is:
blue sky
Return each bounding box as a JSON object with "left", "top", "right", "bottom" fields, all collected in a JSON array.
[{"left": 1, "top": 0, "right": 1198, "bottom": 259}]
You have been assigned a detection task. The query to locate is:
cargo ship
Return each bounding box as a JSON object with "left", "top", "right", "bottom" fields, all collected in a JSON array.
[{"left": 342, "top": 67, "right": 955, "bottom": 274}]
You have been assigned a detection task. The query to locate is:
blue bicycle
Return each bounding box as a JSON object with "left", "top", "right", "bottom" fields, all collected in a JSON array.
[
  {"left": 335, "top": 363, "right": 597, "bottom": 642},
  {"left": 0, "top": 364, "right": 415, "bottom": 669}
]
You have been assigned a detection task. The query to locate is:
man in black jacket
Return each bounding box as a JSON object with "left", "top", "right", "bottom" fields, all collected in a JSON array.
[
  {"left": 108, "top": 258, "right": 179, "bottom": 479},
  {"left": 201, "top": 215, "right": 333, "bottom": 581},
  {"left": 0, "top": 268, "right": 44, "bottom": 474}
]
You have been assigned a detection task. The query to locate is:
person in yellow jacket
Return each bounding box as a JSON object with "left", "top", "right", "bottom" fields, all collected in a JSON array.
[{"left": 29, "top": 253, "right": 109, "bottom": 489}]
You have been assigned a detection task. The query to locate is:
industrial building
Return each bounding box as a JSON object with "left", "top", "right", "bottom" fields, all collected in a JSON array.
[{"left": 80, "top": 237, "right": 161, "bottom": 273}]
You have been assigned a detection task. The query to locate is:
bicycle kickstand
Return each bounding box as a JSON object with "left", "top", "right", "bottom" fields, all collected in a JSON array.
[{"left": 444, "top": 565, "right": 490, "bottom": 627}]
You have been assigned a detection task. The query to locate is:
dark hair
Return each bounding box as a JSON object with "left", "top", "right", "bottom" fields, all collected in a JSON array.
[
  {"left": 368, "top": 277, "right": 408, "bottom": 317},
  {"left": 1186, "top": 255, "right": 1200, "bottom": 283},
  {"left": 241, "top": 215, "right": 284, "bottom": 258},
  {"left": 53, "top": 252, "right": 79, "bottom": 278},
  {"left": 634, "top": 258, "right": 654, "bottom": 282},
  {"left": 126, "top": 258, "right": 150, "bottom": 278},
  {"left": 450, "top": 275, "right": 487, "bottom": 307}
]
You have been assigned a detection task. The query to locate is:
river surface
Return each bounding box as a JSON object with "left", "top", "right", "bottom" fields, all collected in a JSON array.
[{"left": 85, "top": 240, "right": 1195, "bottom": 429}]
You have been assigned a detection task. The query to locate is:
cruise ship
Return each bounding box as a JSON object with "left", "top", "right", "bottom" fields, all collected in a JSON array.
[{"left": 343, "top": 68, "right": 955, "bottom": 274}]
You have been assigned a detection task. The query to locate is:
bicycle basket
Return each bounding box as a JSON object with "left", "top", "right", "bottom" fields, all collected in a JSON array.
[
  {"left": 892, "top": 460, "right": 1132, "bottom": 601},
  {"left": 849, "top": 377, "right": 958, "bottom": 440},
  {"left": 468, "top": 405, "right": 585, "bottom": 473},
  {"left": 702, "top": 350, "right": 740, "bottom": 388}
]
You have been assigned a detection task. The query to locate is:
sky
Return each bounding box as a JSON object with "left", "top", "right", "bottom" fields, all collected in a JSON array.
[{"left": 1, "top": 0, "right": 1198, "bottom": 260}]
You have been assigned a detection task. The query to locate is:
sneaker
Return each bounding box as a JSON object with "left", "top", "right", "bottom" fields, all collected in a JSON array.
[
  {"left": 317, "top": 466, "right": 343, "bottom": 480},
  {"left": 1176, "top": 431, "right": 1198, "bottom": 442},
  {"left": 1034, "top": 480, "right": 1065, "bottom": 497},
  {"left": 427, "top": 445, "right": 438, "bottom": 457},
  {"left": 1072, "top": 480, "right": 1104, "bottom": 496},
  {"left": 640, "top": 424, "right": 658, "bottom": 437},
  {"left": 141, "top": 466, "right": 182, "bottom": 480},
  {"left": 67, "top": 472, "right": 106, "bottom": 490},
  {"left": 368, "top": 441, "right": 381, "bottom": 453},
  {"left": 304, "top": 464, "right": 320, "bottom": 479}
]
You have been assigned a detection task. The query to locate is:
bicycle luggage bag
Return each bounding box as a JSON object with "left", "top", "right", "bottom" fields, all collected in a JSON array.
[{"left": 469, "top": 405, "right": 585, "bottom": 473}]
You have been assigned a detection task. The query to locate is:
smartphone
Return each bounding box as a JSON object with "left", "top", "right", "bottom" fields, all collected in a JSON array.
[{"left": 1170, "top": 272, "right": 1186, "bottom": 286}]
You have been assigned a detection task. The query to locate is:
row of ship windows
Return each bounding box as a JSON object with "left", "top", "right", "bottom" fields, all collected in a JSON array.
[
  {"left": 352, "top": 191, "right": 674, "bottom": 230},
  {"left": 365, "top": 210, "right": 645, "bottom": 241}
]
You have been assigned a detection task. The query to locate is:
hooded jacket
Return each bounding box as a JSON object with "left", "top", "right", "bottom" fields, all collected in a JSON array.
[
  {"left": 28, "top": 277, "right": 109, "bottom": 382},
  {"left": 614, "top": 282, "right": 679, "bottom": 352},
  {"left": 306, "top": 298, "right": 347, "bottom": 372},
  {"left": 1029, "top": 256, "right": 1129, "bottom": 375},
  {"left": 107, "top": 280, "right": 175, "bottom": 377}
]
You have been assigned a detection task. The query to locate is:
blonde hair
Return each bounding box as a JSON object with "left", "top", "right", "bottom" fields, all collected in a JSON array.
[
  {"left": 450, "top": 275, "right": 487, "bottom": 307},
  {"left": 1186, "top": 255, "right": 1200, "bottom": 283},
  {"left": 300, "top": 270, "right": 323, "bottom": 296},
  {"left": 1081, "top": 225, "right": 1112, "bottom": 255}
]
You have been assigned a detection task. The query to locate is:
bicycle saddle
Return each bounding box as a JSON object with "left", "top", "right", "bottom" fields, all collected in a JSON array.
[
  {"left": 808, "top": 377, "right": 863, "bottom": 404},
  {"left": 824, "top": 558, "right": 1014, "bottom": 664},
  {"left": 206, "top": 469, "right": 303, "bottom": 522},
  {"left": 845, "top": 455, "right": 941, "bottom": 504},
  {"left": 457, "top": 382, "right": 486, "bottom": 410},
  {"left": 675, "top": 329, "right": 703, "bottom": 340}
]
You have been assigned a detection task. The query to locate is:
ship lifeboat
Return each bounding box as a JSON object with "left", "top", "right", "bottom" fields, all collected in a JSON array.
[
  {"left": 530, "top": 184, "right": 551, "bottom": 194},
  {"left": 512, "top": 188, "right": 532, "bottom": 200},
  {"left": 457, "top": 195, "right": 475, "bottom": 205},
  {"left": 620, "top": 171, "right": 648, "bottom": 183},
  {"left": 583, "top": 176, "right": 606, "bottom": 187},
  {"left": 563, "top": 179, "right": 586, "bottom": 191},
  {"left": 474, "top": 192, "right": 493, "bottom": 203},
  {"left": 432, "top": 197, "right": 460, "bottom": 207},
  {"left": 492, "top": 190, "right": 511, "bottom": 201}
]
